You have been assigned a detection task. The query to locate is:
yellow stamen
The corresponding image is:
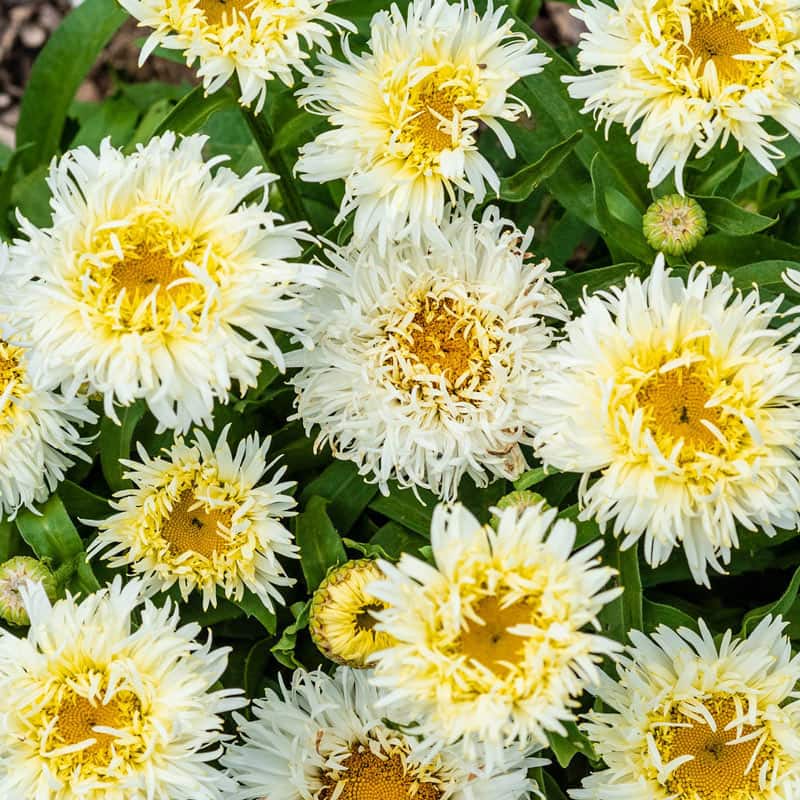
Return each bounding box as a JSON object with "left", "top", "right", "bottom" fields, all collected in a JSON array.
[
  {"left": 637, "top": 365, "right": 722, "bottom": 452},
  {"left": 195, "top": 0, "right": 256, "bottom": 26},
  {"left": 688, "top": 14, "right": 752, "bottom": 82},
  {"left": 654, "top": 694, "right": 778, "bottom": 800},
  {"left": 161, "top": 489, "right": 233, "bottom": 559},
  {"left": 49, "top": 687, "right": 141, "bottom": 772},
  {"left": 458, "top": 595, "right": 534, "bottom": 674},
  {"left": 320, "top": 747, "right": 443, "bottom": 800}
]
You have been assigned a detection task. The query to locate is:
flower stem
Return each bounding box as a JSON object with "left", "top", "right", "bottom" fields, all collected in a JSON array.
[{"left": 241, "top": 105, "right": 308, "bottom": 224}]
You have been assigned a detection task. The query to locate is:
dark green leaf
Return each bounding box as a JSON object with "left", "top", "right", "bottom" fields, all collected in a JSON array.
[
  {"left": 59, "top": 481, "right": 109, "bottom": 522},
  {"left": 741, "top": 565, "right": 800, "bottom": 635},
  {"left": 0, "top": 520, "right": 17, "bottom": 562},
  {"left": 0, "top": 144, "right": 34, "bottom": 238},
  {"left": 600, "top": 540, "right": 643, "bottom": 642},
  {"left": 244, "top": 639, "right": 272, "bottom": 696},
  {"left": 235, "top": 590, "right": 278, "bottom": 635},
  {"left": 17, "top": 0, "right": 127, "bottom": 170},
  {"left": 154, "top": 85, "right": 238, "bottom": 138},
  {"left": 499, "top": 131, "right": 583, "bottom": 203},
  {"left": 695, "top": 195, "right": 777, "bottom": 235},
  {"left": 547, "top": 720, "right": 598, "bottom": 768},
  {"left": 271, "top": 600, "right": 311, "bottom": 669},
  {"left": 100, "top": 402, "right": 146, "bottom": 493},
  {"left": 513, "top": 467, "right": 549, "bottom": 491},
  {"left": 642, "top": 599, "right": 697, "bottom": 633},
  {"left": 369, "top": 484, "right": 436, "bottom": 537},
  {"left": 294, "top": 497, "right": 347, "bottom": 591},
  {"left": 300, "top": 461, "right": 378, "bottom": 535},
  {"left": 16, "top": 495, "right": 100, "bottom": 595},
  {"left": 688, "top": 233, "right": 800, "bottom": 267},
  {"left": 369, "top": 523, "right": 429, "bottom": 560}
]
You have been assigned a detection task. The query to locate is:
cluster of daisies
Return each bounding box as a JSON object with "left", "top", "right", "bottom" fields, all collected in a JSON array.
[{"left": 1, "top": 0, "right": 800, "bottom": 798}]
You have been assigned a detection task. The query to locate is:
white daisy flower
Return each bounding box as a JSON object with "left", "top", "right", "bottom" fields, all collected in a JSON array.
[
  {"left": 0, "top": 576, "right": 243, "bottom": 800},
  {"left": 0, "top": 246, "right": 95, "bottom": 517},
  {"left": 7, "top": 133, "right": 319, "bottom": 434},
  {"left": 368, "top": 502, "right": 621, "bottom": 766},
  {"left": 573, "top": 617, "right": 800, "bottom": 800},
  {"left": 565, "top": 0, "right": 800, "bottom": 192},
  {"left": 531, "top": 255, "right": 800, "bottom": 585},
  {"left": 87, "top": 425, "right": 298, "bottom": 610},
  {"left": 289, "top": 205, "right": 568, "bottom": 500},
  {"left": 296, "top": 0, "right": 549, "bottom": 248},
  {"left": 119, "top": 0, "right": 351, "bottom": 112},
  {"left": 221, "top": 666, "right": 541, "bottom": 800}
]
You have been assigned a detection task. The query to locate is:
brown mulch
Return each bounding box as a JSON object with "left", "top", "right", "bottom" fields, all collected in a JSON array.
[{"left": 0, "top": 0, "right": 194, "bottom": 149}]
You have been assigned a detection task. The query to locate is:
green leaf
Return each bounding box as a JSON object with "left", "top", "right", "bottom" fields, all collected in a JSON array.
[
  {"left": 741, "top": 565, "right": 800, "bottom": 636},
  {"left": 600, "top": 539, "right": 643, "bottom": 642},
  {"left": 513, "top": 467, "right": 549, "bottom": 491},
  {"left": 695, "top": 195, "right": 777, "bottom": 235},
  {"left": 69, "top": 95, "right": 140, "bottom": 150},
  {"left": 342, "top": 538, "right": 393, "bottom": 560},
  {"left": 555, "top": 263, "right": 646, "bottom": 312},
  {"left": 0, "top": 144, "right": 34, "bottom": 238},
  {"left": 100, "top": 402, "right": 146, "bottom": 493},
  {"left": 591, "top": 155, "right": 655, "bottom": 263},
  {"left": 153, "top": 85, "right": 238, "bottom": 138},
  {"left": 269, "top": 110, "right": 324, "bottom": 156},
  {"left": 0, "top": 520, "right": 17, "bottom": 562},
  {"left": 688, "top": 233, "right": 800, "bottom": 268},
  {"left": 234, "top": 590, "right": 278, "bottom": 635},
  {"left": 243, "top": 638, "right": 272, "bottom": 696},
  {"left": 642, "top": 599, "right": 697, "bottom": 633},
  {"left": 369, "top": 484, "right": 435, "bottom": 537},
  {"left": 16, "top": 496, "right": 100, "bottom": 595},
  {"left": 271, "top": 600, "right": 311, "bottom": 669},
  {"left": 58, "top": 481, "right": 109, "bottom": 522},
  {"left": 731, "top": 260, "right": 793, "bottom": 297},
  {"left": 16, "top": 0, "right": 127, "bottom": 170},
  {"left": 542, "top": 771, "right": 569, "bottom": 800},
  {"left": 369, "top": 522, "right": 429, "bottom": 560},
  {"left": 294, "top": 497, "right": 347, "bottom": 591},
  {"left": 546, "top": 720, "right": 598, "bottom": 768},
  {"left": 499, "top": 131, "right": 583, "bottom": 203},
  {"left": 299, "top": 461, "right": 378, "bottom": 535}
]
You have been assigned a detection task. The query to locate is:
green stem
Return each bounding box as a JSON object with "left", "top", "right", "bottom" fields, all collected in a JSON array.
[{"left": 241, "top": 105, "right": 308, "bottom": 224}]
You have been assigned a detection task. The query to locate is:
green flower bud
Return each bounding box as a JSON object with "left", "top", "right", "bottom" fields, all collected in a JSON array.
[
  {"left": 492, "top": 490, "right": 548, "bottom": 527},
  {"left": 0, "top": 556, "right": 57, "bottom": 626},
  {"left": 643, "top": 194, "right": 707, "bottom": 256}
]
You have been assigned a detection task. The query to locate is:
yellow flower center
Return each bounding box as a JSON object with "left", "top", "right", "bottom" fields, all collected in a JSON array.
[
  {"left": 653, "top": 694, "right": 779, "bottom": 800},
  {"left": 398, "top": 67, "right": 483, "bottom": 170},
  {"left": 47, "top": 685, "right": 143, "bottom": 775},
  {"left": 637, "top": 365, "right": 722, "bottom": 453},
  {"left": 382, "top": 292, "right": 503, "bottom": 404},
  {"left": 195, "top": 0, "right": 256, "bottom": 26},
  {"left": 458, "top": 595, "right": 534, "bottom": 674},
  {"left": 320, "top": 746, "right": 443, "bottom": 800},
  {"left": 355, "top": 603, "right": 384, "bottom": 633},
  {"left": 161, "top": 489, "right": 234, "bottom": 559},
  {"left": 687, "top": 13, "right": 752, "bottom": 82},
  {"left": 85, "top": 210, "right": 218, "bottom": 334},
  {"left": 0, "top": 342, "right": 27, "bottom": 428}
]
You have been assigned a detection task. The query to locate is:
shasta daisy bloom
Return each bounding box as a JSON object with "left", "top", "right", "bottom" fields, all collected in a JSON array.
[
  {"left": 0, "top": 252, "right": 95, "bottom": 517},
  {"left": 289, "top": 206, "right": 569, "bottom": 500},
  {"left": 565, "top": 0, "right": 800, "bottom": 193},
  {"left": 296, "top": 0, "right": 549, "bottom": 247},
  {"left": 0, "top": 577, "right": 243, "bottom": 800},
  {"left": 531, "top": 255, "right": 800, "bottom": 585},
  {"left": 119, "top": 0, "right": 351, "bottom": 112},
  {"left": 7, "top": 133, "right": 319, "bottom": 433},
  {"left": 88, "top": 425, "right": 298, "bottom": 610},
  {"left": 367, "top": 502, "right": 621, "bottom": 764},
  {"left": 573, "top": 616, "right": 800, "bottom": 800},
  {"left": 221, "top": 666, "right": 541, "bottom": 800},
  {"left": 308, "top": 559, "right": 395, "bottom": 667}
]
